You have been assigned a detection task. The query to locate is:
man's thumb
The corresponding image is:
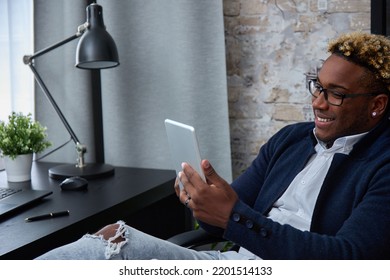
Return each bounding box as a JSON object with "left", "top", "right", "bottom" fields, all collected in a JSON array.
[{"left": 202, "top": 159, "right": 223, "bottom": 185}]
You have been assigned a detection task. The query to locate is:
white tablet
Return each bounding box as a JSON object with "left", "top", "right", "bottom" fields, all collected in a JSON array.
[{"left": 164, "top": 119, "right": 205, "bottom": 190}]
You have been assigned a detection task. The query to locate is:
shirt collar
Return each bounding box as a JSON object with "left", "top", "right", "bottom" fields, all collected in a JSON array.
[{"left": 313, "top": 128, "right": 368, "bottom": 155}]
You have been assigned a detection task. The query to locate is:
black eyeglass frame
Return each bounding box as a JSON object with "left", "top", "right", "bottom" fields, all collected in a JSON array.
[{"left": 307, "top": 79, "right": 381, "bottom": 106}]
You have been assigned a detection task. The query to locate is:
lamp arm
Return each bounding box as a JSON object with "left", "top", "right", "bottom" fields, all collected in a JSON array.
[
  {"left": 27, "top": 62, "right": 81, "bottom": 145},
  {"left": 23, "top": 23, "right": 90, "bottom": 167},
  {"left": 23, "top": 23, "right": 88, "bottom": 64}
]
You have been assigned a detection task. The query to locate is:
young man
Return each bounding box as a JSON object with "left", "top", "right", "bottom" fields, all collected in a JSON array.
[{"left": 37, "top": 31, "right": 390, "bottom": 260}]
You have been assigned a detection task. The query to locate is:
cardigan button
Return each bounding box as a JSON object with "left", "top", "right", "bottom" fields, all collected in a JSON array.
[
  {"left": 259, "top": 228, "right": 268, "bottom": 237},
  {"left": 232, "top": 213, "right": 241, "bottom": 222},
  {"left": 245, "top": 219, "right": 254, "bottom": 229}
]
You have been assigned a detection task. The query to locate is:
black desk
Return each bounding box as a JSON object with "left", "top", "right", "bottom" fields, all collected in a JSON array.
[{"left": 0, "top": 162, "right": 188, "bottom": 259}]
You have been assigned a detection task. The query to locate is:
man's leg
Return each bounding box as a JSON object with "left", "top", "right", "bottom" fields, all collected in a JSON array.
[{"left": 35, "top": 221, "right": 221, "bottom": 260}]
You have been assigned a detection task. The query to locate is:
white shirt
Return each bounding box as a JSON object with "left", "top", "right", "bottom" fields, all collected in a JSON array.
[
  {"left": 267, "top": 130, "right": 366, "bottom": 230},
  {"left": 238, "top": 129, "right": 367, "bottom": 259}
]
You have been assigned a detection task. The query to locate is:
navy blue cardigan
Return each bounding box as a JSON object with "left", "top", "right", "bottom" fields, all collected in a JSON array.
[{"left": 201, "top": 119, "right": 390, "bottom": 259}]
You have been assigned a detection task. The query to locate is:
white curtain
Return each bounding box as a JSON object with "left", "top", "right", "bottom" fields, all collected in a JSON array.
[
  {"left": 100, "top": 0, "right": 232, "bottom": 180},
  {"left": 0, "top": 0, "right": 34, "bottom": 121}
]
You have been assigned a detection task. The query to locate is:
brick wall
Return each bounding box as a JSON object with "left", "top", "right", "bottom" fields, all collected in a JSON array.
[{"left": 223, "top": 0, "right": 371, "bottom": 178}]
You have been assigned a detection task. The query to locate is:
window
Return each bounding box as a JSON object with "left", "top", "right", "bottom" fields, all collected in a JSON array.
[
  {"left": 0, "top": 0, "right": 34, "bottom": 121},
  {"left": 371, "top": 0, "right": 390, "bottom": 36}
]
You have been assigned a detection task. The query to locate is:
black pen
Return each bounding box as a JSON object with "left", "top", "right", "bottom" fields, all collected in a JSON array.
[{"left": 25, "top": 210, "right": 70, "bottom": 222}]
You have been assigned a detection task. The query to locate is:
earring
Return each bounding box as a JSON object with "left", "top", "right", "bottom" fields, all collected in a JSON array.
[{"left": 372, "top": 112, "right": 378, "bottom": 117}]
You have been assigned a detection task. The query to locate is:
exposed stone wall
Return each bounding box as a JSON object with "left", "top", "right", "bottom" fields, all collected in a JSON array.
[{"left": 223, "top": 0, "right": 371, "bottom": 179}]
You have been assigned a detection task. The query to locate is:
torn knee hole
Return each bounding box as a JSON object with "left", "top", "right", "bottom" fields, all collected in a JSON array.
[{"left": 95, "top": 223, "right": 126, "bottom": 243}]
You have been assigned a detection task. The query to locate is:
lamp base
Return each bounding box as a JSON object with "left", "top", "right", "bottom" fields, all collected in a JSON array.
[{"left": 49, "top": 163, "right": 115, "bottom": 180}]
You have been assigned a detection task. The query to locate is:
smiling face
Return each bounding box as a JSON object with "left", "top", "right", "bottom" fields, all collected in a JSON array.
[{"left": 312, "top": 54, "right": 387, "bottom": 145}]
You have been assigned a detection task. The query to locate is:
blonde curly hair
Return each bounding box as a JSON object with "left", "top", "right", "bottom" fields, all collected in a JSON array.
[{"left": 328, "top": 31, "right": 390, "bottom": 93}]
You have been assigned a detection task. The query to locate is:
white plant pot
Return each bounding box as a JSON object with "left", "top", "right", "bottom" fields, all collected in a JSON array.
[{"left": 3, "top": 154, "right": 33, "bottom": 182}]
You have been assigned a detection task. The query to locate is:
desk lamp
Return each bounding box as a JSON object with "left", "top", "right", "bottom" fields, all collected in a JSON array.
[{"left": 23, "top": 3, "right": 119, "bottom": 180}]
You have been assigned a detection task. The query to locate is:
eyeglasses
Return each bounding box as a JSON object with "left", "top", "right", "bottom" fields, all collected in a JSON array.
[{"left": 307, "top": 79, "right": 380, "bottom": 106}]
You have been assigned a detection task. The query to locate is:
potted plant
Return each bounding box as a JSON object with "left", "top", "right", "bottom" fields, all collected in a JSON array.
[{"left": 0, "top": 112, "right": 51, "bottom": 182}]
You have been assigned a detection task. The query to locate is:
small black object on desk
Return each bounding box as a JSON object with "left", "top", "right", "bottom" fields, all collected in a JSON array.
[
  {"left": 25, "top": 210, "right": 70, "bottom": 222},
  {"left": 59, "top": 176, "right": 88, "bottom": 191}
]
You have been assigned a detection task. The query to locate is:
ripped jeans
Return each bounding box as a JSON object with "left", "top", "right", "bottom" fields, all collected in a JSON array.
[{"left": 36, "top": 221, "right": 254, "bottom": 260}]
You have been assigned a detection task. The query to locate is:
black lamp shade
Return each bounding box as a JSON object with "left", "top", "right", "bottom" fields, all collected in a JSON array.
[{"left": 76, "top": 3, "right": 119, "bottom": 69}]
